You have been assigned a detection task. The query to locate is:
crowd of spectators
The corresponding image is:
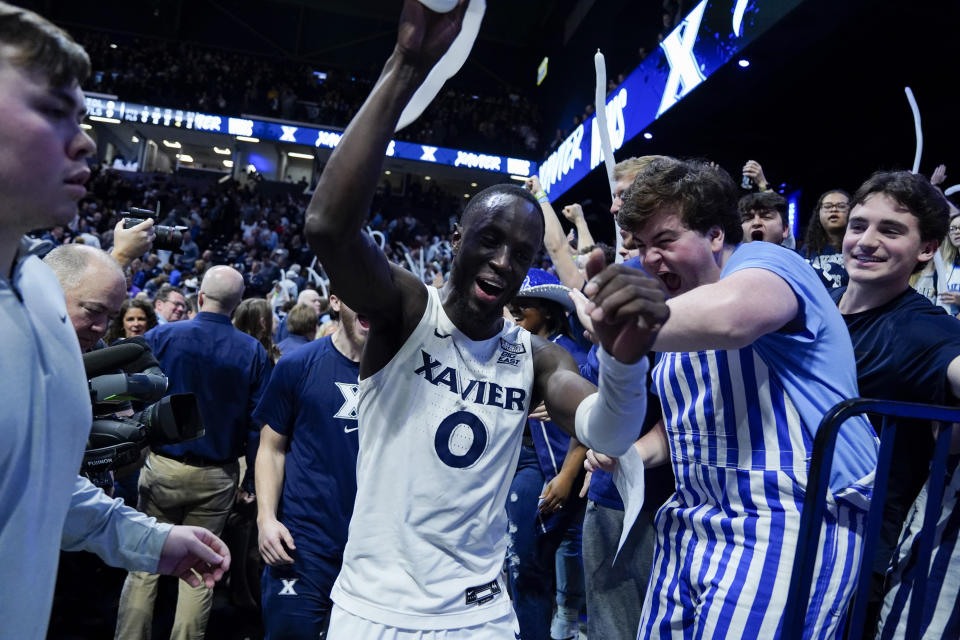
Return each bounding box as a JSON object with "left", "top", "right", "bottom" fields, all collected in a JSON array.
[
  {"left": 30, "top": 166, "right": 514, "bottom": 317},
  {"left": 75, "top": 30, "right": 541, "bottom": 158}
]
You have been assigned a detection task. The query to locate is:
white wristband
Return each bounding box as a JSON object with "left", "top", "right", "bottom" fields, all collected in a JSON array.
[{"left": 574, "top": 347, "right": 649, "bottom": 457}]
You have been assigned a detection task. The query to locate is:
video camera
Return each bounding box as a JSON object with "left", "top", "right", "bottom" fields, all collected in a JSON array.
[
  {"left": 82, "top": 337, "right": 204, "bottom": 481},
  {"left": 122, "top": 206, "right": 188, "bottom": 253}
]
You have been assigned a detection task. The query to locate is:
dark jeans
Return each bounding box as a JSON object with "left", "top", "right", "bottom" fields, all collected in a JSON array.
[
  {"left": 506, "top": 444, "right": 585, "bottom": 640},
  {"left": 582, "top": 501, "right": 657, "bottom": 640}
]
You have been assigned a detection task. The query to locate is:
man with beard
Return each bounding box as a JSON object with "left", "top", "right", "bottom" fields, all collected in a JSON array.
[{"left": 254, "top": 293, "right": 368, "bottom": 639}]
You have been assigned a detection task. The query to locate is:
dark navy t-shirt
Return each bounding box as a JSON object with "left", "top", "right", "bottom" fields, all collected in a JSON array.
[
  {"left": 276, "top": 333, "right": 310, "bottom": 356},
  {"left": 253, "top": 336, "right": 361, "bottom": 558},
  {"left": 832, "top": 285, "right": 960, "bottom": 570}
]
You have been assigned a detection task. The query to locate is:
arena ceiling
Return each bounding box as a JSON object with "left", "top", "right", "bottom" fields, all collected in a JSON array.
[{"left": 17, "top": 0, "right": 958, "bottom": 237}]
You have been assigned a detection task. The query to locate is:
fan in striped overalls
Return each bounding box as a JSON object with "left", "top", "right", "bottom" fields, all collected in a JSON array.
[{"left": 612, "top": 157, "right": 879, "bottom": 639}]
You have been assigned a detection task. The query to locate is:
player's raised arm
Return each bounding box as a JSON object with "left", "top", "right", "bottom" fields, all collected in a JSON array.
[{"left": 304, "top": 1, "right": 467, "bottom": 321}]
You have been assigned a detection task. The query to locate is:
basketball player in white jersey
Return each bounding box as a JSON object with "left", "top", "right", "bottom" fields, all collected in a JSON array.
[{"left": 302, "top": 2, "right": 670, "bottom": 638}]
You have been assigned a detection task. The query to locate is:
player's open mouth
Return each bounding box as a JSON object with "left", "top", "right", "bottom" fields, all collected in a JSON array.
[
  {"left": 658, "top": 271, "right": 681, "bottom": 293},
  {"left": 751, "top": 229, "right": 764, "bottom": 241},
  {"left": 357, "top": 314, "right": 370, "bottom": 330},
  {"left": 475, "top": 277, "right": 505, "bottom": 302}
]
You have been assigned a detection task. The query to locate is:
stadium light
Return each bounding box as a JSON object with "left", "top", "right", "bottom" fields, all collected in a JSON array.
[
  {"left": 89, "top": 116, "right": 120, "bottom": 124},
  {"left": 176, "top": 154, "right": 194, "bottom": 163},
  {"left": 213, "top": 146, "right": 231, "bottom": 155},
  {"left": 738, "top": 58, "right": 750, "bottom": 68},
  {"left": 235, "top": 136, "right": 259, "bottom": 143},
  {"left": 223, "top": 160, "right": 234, "bottom": 168},
  {"left": 643, "top": 132, "right": 653, "bottom": 140},
  {"left": 80, "top": 123, "right": 92, "bottom": 130},
  {"left": 131, "top": 136, "right": 139, "bottom": 143},
  {"left": 287, "top": 152, "right": 314, "bottom": 160},
  {"left": 162, "top": 140, "right": 181, "bottom": 149}
]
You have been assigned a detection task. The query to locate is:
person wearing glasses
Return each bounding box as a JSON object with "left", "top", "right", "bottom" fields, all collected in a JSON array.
[
  {"left": 933, "top": 207, "right": 960, "bottom": 317},
  {"left": 154, "top": 283, "right": 187, "bottom": 323},
  {"left": 801, "top": 189, "right": 851, "bottom": 288}
]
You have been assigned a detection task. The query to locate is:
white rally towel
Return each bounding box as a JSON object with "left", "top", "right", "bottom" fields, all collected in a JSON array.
[
  {"left": 612, "top": 444, "right": 646, "bottom": 563},
  {"left": 396, "top": 0, "right": 487, "bottom": 131}
]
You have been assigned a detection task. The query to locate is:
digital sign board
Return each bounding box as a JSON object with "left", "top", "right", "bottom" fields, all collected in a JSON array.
[
  {"left": 83, "top": 97, "right": 535, "bottom": 178},
  {"left": 538, "top": 0, "right": 803, "bottom": 202}
]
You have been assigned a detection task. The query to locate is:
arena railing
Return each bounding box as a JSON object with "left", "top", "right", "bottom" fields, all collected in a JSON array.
[{"left": 782, "top": 398, "right": 960, "bottom": 639}]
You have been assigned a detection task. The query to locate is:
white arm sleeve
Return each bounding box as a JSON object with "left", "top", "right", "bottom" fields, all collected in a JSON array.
[{"left": 574, "top": 347, "right": 650, "bottom": 457}]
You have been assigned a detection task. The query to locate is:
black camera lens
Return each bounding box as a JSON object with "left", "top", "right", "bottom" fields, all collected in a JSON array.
[{"left": 122, "top": 216, "right": 185, "bottom": 253}]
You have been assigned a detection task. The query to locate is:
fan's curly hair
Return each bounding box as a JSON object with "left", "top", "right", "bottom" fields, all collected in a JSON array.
[{"left": 618, "top": 156, "right": 742, "bottom": 244}]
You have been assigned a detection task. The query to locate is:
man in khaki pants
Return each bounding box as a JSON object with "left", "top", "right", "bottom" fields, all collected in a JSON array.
[{"left": 116, "top": 266, "right": 269, "bottom": 639}]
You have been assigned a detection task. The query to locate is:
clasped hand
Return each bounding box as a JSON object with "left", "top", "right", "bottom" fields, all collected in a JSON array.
[{"left": 571, "top": 249, "right": 669, "bottom": 364}]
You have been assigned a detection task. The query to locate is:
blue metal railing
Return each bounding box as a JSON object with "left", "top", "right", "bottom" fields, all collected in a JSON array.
[{"left": 782, "top": 398, "right": 960, "bottom": 640}]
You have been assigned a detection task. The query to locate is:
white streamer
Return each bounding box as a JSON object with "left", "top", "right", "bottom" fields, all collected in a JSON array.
[
  {"left": 944, "top": 185, "right": 960, "bottom": 197},
  {"left": 594, "top": 50, "right": 623, "bottom": 262},
  {"left": 366, "top": 226, "right": 386, "bottom": 250},
  {"left": 397, "top": 0, "right": 487, "bottom": 131},
  {"left": 732, "top": 0, "right": 750, "bottom": 36},
  {"left": 904, "top": 87, "right": 923, "bottom": 174}
]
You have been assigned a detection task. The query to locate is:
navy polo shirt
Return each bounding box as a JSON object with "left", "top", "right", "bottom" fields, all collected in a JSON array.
[
  {"left": 253, "top": 337, "right": 361, "bottom": 558},
  {"left": 146, "top": 311, "right": 269, "bottom": 462}
]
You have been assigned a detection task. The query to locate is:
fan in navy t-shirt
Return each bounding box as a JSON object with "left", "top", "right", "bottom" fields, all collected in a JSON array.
[
  {"left": 253, "top": 294, "right": 368, "bottom": 640},
  {"left": 829, "top": 171, "right": 960, "bottom": 637}
]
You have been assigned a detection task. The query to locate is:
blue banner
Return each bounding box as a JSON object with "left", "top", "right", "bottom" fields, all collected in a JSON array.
[{"left": 538, "top": 0, "right": 803, "bottom": 202}]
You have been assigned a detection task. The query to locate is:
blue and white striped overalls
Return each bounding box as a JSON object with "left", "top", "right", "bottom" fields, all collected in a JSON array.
[{"left": 638, "top": 347, "right": 873, "bottom": 639}]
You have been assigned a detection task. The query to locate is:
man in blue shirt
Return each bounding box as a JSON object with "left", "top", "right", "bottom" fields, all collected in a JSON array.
[
  {"left": 0, "top": 7, "right": 229, "bottom": 638},
  {"left": 254, "top": 293, "right": 367, "bottom": 639},
  {"left": 116, "top": 265, "right": 269, "bottom": 639},
  {"left": 276, "top": 302, "right": 317, "bottom": 356},
  {"left": 579, "top": 157, "right": 878, "bottom": 638},
  {"left": 828, "top": 171, "right": 960, "bottom": 637}
]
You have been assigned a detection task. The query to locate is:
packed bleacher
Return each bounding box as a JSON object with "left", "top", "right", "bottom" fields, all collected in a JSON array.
[{"left": 75, "top": 29, "right": 541, "bottom": 158}]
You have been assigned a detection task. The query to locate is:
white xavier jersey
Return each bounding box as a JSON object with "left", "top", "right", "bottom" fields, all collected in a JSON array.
[{"left": 330, "top": 286, "right": 535, "bottom": 629}]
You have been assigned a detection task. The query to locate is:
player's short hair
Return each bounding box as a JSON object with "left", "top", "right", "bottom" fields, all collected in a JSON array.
[
  {"left": 286, "top": 303, "right": 318, "bottom": 336},
  {"left": 619, "top": 156, "right": 742, "bottom": 244},
  {"left": 0, "top": 2, "right": 90, "bottom": 86},
  {"left": 738, "top": 191, "right": 789, "bottom": 227},
  {"left": 461, "top": 184, "right": 544, "bottom": 238},
  {"left": 851, "top": 170, "right": 950, "bottom": 251}
]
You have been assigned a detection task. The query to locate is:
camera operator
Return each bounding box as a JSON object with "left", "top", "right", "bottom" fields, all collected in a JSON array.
[
  {"left": 44, "top": 243, "right": 126, "bottom": 352},
  {"left": 0, "top": 5, "right": 230, "bottom": 638}
]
